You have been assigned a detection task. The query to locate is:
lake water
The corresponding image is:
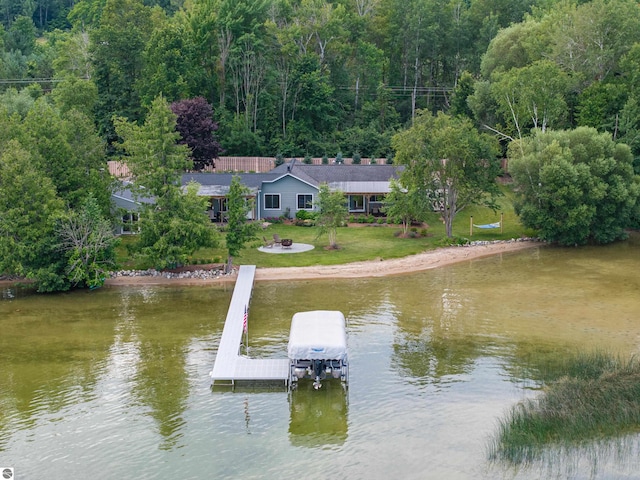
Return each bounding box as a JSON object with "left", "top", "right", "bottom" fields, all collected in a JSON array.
[{"left": 1, "top": 237, "right": 640, "bottom": 479}]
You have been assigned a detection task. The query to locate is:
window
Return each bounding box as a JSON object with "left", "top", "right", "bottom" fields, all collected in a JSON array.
[
  {"left": 264, "top": 193, "right": 280, "bottom": 210},
  {"left": 122, "top": 212, "right": 140, "bottom": 234},
  {"left": 348, "top": 195, "right": 365, "bottom": 212},
  {"left": 297, "top": 194, "right": 313, "bottom": 210}
]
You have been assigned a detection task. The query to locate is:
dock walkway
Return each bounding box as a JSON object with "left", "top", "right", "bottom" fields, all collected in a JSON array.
[{"left": 209, "top": 265, "right": 289, "bottom": 387}]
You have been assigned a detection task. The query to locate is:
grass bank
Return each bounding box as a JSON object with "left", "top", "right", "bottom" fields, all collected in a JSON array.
[{"left": 489, "top": 352, "right": 640, "bottom": 465}]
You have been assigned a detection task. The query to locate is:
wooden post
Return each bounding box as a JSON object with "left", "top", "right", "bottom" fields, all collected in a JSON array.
[
  {"left": 500, "top": 212, "right": 504, "bottom": 234},
  {"left": 470, "top": 216, "right": 473, "bottom": 236}
]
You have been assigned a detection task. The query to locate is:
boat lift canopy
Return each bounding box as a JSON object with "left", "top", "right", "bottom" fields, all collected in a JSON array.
[{"left": 287, "top": 311, "right": 348, "bottom": 361}]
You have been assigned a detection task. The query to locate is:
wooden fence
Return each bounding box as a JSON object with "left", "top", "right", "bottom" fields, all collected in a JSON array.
[{"left": 109, "top": 157, "right": 390, "bottom": 178}]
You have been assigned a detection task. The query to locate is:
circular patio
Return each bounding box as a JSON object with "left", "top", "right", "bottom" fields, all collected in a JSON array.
[{"left": 257, "top": 243, "right": 315, "bottom": 254}]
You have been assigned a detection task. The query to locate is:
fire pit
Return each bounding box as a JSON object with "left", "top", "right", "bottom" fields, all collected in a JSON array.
[{"left": 281, "top": 239, "right": 293, "bottom": 248}]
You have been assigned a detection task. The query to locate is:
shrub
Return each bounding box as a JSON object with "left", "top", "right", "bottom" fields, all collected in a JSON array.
[
  {"left": 436, "top": 236, "right": 470, "bottom": 246},
  {"left": 275, "top": 153, "right": 284, "bottom": 166},
  {"left": 303, "top": 154, "right": 312, "bottom": 164},
  {"left": 322, "top": 155, "right": 328, "bottom": 164},
  {"left": 352, "top": 152, "right": 361, "bottom": 164},
  {"left": 377, "top": 218, "right": 385, "bottom": 225}
]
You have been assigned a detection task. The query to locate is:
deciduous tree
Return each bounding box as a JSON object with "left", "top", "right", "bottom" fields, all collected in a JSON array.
[
  {"left": 171, "top": 96, "right": 222, "bottom": 171},
  {"left": 392, "top": 111, "right": 501, "bottom": 237},
  {"left": 382, "top": 179, "right": 428, "bottom": 236},
  {"left": 57, "top": 193, "right": 118, "bottom": 289},
  {"left": 224, "top": 175, "right": 258, "bottom": 273},
  {"left": 315, "top": 183, "right": 347, "bottom": 249},
  {"left": 509, "top": 127, "right": 640, "bottom": 245}
]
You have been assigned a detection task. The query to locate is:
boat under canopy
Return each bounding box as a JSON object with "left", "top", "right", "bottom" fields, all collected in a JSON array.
[{"left": 287, "top": 310, "right": 349, "bottom": 389}]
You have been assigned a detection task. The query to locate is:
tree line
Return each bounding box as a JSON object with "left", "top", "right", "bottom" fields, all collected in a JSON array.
[
  {"left": 1, "top": 0, "right": 640, "bottom": 292},
  {"left": 2, "top": 0, "right": 548, "bottom": 158}
]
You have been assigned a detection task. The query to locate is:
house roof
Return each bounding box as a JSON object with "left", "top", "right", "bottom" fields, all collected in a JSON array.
[
  {"left": 179, "top": 160, "right": 403, "bottom": 196},
  {"left": 111, "top": 181, "right": 155, "bottom": 211},
  {"left": 181, "top": 172, "right": 280, "bottom": 196},
  {"left": 268, "top": 160, "right": 403, "bottom": 193}
]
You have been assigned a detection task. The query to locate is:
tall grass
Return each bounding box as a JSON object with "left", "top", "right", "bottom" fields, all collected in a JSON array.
[{"left": 489, "top": 352, "right": 640, "bottom": 465}]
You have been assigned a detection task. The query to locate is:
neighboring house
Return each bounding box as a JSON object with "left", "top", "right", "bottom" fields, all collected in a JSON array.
[{"left": 113, "top": 159, "right": 403, "bottom": 231}]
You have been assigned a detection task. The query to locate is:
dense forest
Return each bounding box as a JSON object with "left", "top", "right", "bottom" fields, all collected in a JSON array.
[
  {"left": 2, "top": 0, "right": 639, "bottom": 162},
  {"left": 2, "top": 0, "right": 640, "bottom": 291}
]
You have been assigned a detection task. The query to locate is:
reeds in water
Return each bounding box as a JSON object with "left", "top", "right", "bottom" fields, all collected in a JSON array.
[{"left": 489, "top": 352, "right": 640, "bottom": 464}]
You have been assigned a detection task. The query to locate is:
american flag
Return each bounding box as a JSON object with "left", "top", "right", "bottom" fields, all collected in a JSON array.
[{"left": 243, "top": 305, "right": 248, "bottom": 333}]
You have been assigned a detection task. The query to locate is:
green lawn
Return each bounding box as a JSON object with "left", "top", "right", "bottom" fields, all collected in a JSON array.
[{"left": 116, "top": 185, "right": 535, "bottom": 270}]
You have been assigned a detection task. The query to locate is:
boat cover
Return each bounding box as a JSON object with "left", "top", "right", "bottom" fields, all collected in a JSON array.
[{"left": 287, "top": 311, "right": 347, "bottom": 360}]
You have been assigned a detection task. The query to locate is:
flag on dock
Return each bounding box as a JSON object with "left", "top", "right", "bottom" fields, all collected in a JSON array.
[{"left": 243, "top": 305, "right": 248, "bottom": 333}]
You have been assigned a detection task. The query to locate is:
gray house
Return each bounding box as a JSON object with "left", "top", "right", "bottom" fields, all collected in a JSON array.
[
  {"left": 114, "top": 160, "right": 403, "bottom": 232},
  {"left": 183, "top": 159, "right": 403, "bottom": 221}
]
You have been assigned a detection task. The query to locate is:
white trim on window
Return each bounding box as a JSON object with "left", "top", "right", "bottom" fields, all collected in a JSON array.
[
  {"left": 264, "top": 193, "right": 281, "bottom": 210},
  {"left": 296, "top": 193, "right": 314, "bottom": 210}
]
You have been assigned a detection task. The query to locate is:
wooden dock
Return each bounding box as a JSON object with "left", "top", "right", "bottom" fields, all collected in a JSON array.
[{"left": 209, "top": 265, "right": 289, "bottom": 387}]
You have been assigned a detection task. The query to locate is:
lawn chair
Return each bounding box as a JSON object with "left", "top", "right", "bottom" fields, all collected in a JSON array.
[
  {"left": 263, "top": 236, "right": 274, "bottom": 248},
  {"left": 273, "top": 233, "right": 282, "bottom": 246}
]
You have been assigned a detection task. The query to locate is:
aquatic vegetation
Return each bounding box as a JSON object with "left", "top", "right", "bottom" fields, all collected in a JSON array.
[{"left": 489, "top": 353, "right": 640, "bottom": 464}]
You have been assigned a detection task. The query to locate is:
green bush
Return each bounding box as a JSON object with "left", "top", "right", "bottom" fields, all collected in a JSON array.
[{"left": 436, "top": 235, "right": 470, "bottom": 246}]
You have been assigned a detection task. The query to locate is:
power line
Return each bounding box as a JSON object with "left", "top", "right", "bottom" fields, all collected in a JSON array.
[{"left": 0, "top": 78, "right": 66, "bottom": 84}]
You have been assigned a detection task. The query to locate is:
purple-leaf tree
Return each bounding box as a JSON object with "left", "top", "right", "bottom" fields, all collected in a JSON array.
[{"left": 170, "top": 97, "right": 222, "bottom": 171}]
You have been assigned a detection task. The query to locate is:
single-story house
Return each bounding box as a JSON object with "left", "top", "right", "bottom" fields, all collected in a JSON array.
[
  {"left": 183, "top": 159, "right": 403, "bottom": 221},
  {"left": 113, "top": 159, "right": 403, "bottom": 231}
]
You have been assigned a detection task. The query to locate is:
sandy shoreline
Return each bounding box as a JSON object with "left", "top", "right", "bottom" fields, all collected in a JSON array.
[
  {"left": 0, "top": 241, "right": 541, "bottom": 288},
  {"left": 94, "top": 240, "right": 541, "bottom": 287}
]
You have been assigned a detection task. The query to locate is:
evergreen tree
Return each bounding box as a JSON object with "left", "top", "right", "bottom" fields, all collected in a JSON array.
[{"left": 115, "top": 95, "right": 218, "bottom": 268}]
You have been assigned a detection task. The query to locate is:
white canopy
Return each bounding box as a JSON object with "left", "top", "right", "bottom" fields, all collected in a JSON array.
[{"left": 287, "top": 311, "right": 347, "bottom": 360}]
